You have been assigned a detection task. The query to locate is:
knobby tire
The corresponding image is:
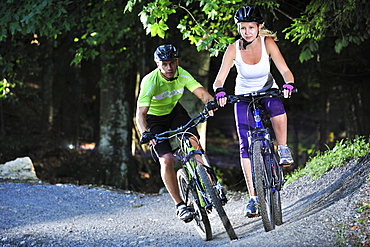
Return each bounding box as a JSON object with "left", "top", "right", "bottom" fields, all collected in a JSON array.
[
  {"left": 177, "top": 168, "right": 212, "bottom": 241},
  {"left": 273, "top": 190, "right": 283, "bottom": 226},
  {"left": 273, "top": 159, "right": 283, "bottom": 226},
  {"left": 252, "top": 140, "right": 275, "bottom": 232},
  {"left": 196, "top": 164, "right": 238, "bottom": 240}
]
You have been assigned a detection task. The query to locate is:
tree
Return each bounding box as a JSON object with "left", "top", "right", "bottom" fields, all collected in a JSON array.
[{"left": 0, "top": 0, "right": 141, "bottom": 188}]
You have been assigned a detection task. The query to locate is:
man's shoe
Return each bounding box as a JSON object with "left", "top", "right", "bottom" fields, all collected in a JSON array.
[
  {"left": 176, "top": 204, "right": 193, "bottom": 223},
  {"left": 245, "top": 198, "right": 259, "bottom": 218},
  {"left": 278, "top": 145, "right": 294, "bottom": 167}
]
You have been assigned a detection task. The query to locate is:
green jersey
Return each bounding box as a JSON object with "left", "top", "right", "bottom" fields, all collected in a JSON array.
[{"left": 137, "top": 66, "right": 203, "bottom": 116}]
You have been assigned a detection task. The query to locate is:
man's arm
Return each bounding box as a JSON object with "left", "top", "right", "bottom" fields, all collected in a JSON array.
[
  {"left": 192, "top": 87, "right": 214, "bottom": 104},
  {"left": 136, "top": 106, "right": 150, "bottom": 134},
  {"left": 192, "top": 87, "right": 216, "bottom": 116}
]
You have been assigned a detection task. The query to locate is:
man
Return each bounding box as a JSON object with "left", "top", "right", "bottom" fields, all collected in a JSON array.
[{"left": 136, "top": 44, "right": 217, "bottom": 222}]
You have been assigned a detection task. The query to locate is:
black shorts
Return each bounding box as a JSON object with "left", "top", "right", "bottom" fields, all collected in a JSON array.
[{"left": 146, "top": 103, "right": 199, "bottom": 157}]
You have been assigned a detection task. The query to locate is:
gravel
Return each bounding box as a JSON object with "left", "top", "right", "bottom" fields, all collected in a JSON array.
[{"left": 0, "top": 155, "right": 369, "bottom": 247}]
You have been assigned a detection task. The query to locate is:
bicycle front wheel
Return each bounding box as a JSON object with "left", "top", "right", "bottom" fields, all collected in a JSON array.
[
  {"left": 177, "top": 168, "right": 212, "bottom": 241},
  {"left": 252, "top": 140, "right": 275, "bottom": 232},
  {"left": 273, "top": 190, "right": 283, "bottom": 226},
  {"left": 272, "top": 157, "right": 283, "bottom": 226},
  {"left": 196, "top": 164, "right": 238, "bottom": 240}
]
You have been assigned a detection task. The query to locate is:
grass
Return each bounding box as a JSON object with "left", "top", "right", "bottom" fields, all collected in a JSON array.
[
  {"left": 284, "top": 136, "right": 370, "bottom": 247},
  {"left": 285, "top": 136, "right": 370, "bottom": 184}
]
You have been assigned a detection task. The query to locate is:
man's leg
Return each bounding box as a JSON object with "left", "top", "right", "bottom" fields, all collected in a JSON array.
[
  {"left": 159, "top": 152, "right": 193, "bottom": 222},
  {"left": 158, "top": 153, "right": 182, "bottom": 204}
]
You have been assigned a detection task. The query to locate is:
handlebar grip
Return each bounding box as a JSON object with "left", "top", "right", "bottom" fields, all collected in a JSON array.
[{"left": 139, "top": 140, "right": 146, "bottom": 145}]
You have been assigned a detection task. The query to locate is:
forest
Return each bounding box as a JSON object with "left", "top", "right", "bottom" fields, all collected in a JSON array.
[{"left": 1, "top": 0, "right": 369, "bottom": 192}]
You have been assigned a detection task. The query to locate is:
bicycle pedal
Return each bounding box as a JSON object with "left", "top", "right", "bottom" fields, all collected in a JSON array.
[
  {"left": 188, "top": 206, "right": 195, "bottom": 212},
  {"left": 184, "top": 216, "right": 194, "bottom": 223},
  {"left": 205, "top": 205, "right": 213, "bottom": 214},
  {"left": 281, "top": 164, "right": 292, "bottom": 167},
  {"left": 221, "top": 198, "right": 228, "bottom": 206},
  {"left": 247, "top": 213, "right": 260, "bottom": 218}
]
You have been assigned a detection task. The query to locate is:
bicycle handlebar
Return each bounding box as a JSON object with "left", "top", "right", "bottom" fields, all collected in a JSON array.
[
  {"left": 227, "top": 88, "right": 298, "bottom": 104},
  {"left": 140, "top": 109, "right": 210, "bottom": 144}
]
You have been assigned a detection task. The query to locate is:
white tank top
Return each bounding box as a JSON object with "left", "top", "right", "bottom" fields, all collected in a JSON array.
[{"left": 234, "top": 36, "right": 278, "bottom": 94}]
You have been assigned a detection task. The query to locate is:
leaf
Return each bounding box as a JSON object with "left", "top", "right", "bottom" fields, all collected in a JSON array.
[
  {"left": 334, "top": 39, "right": 342, "bottom": 54},
  {"left": 150, "top": 21, "right": 168, "bottom": 38},
  {"left": 299, "top": 48, "right": 313, "bottom": 63}
]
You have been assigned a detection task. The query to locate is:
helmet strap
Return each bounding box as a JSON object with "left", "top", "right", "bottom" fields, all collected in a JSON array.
[
  {"left": 239, "top": 24, "right": 260, "bottom": 49},
  {"left": 241, "top": 38, "right": 252, "bottom": 49}
]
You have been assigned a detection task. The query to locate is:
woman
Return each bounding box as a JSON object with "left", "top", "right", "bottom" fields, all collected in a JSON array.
[{"left": 213, "top": 6, "right": 295, "bottom": 217}]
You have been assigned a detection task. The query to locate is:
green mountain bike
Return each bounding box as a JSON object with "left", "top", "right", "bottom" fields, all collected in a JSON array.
[{"left": 154, "top": 110, "right": 238, "bottom": 241}]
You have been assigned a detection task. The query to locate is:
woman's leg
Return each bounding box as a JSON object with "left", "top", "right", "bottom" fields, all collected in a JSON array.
[
  {"left": 241, "top": 157, "right": 256, "bottom": 196},
  {"left": 270, "top": 113, "right": 287, "bottom": 146}
]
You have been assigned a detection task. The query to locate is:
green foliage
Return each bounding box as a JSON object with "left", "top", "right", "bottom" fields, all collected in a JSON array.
[
  {"left": 0, "top": 78, "right": 15, "bottom": 99},
  {"left": 335, "top": 222, "right": 346, "bottom": 246},
  {"left": 126, "top": 0, "right": 253, "bottom": 55},
  {"left": 284, "top": 0, "right": 370, "bottom": 62},
  {"left": 126, "top": 0, "right": 370, "bottom": 60},
  {"left": 1, "top": 1, "right": 139, "bottom": 67},
  {"left": 0, "top": 0, "right": 74, "bottom": 41},
  {"left": 285, "top": 136, "right": 370, "bottom": 183},
  {"left": 357, "top": 203, "right": 370, "bottom": 213}
]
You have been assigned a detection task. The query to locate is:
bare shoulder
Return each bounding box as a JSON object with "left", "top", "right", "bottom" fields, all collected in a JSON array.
[
  {"left": 265, "top": 37, "right": 280, "bottom": 55},
  {"left": 224, "top": 42, "right": 237, "bottom": 59},
  {"left": 227, "top": 42, "right": 236, "bottom": 52}
]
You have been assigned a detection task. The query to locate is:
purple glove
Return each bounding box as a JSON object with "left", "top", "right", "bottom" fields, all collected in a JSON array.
[
  {"left": 215, "top": 88, "right": 226, "bottom": 101},
  {"left": 283, "top": 83, "right": 294, "bottom": 93}
]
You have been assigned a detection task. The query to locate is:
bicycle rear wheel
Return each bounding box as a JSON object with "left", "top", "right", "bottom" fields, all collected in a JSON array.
[
  {"left": 252, "top": 140, "right": 275, "bottom": 232},
  {"left": 177, "top": 168, "right": 212, "bottom": 241},
  {"left": 196, "top": 164, "right": 238, "bottom": 240}
]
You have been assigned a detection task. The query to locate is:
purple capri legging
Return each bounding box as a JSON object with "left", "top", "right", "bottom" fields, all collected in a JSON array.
[{"left": 235, "top": 97, "right": 286, "bottom": 158}]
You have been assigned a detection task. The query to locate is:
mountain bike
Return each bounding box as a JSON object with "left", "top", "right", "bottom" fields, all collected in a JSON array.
[
  {"left": 227, "top": 88, "right": 294, "bottom": 232},
  {"left": 152, "top": 110, "right": 238, "bottom": 241}
]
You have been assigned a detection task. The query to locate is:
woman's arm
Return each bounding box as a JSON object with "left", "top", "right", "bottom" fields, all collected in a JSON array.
[
  {"left": 212, "top": 43, "right": 236, "bottom": 107},
  {"left": 265, "top": 37, "right": 294, "bottom": 84},
  {"left": 213, "top": 43, "right": 236, "bottom": 91}
]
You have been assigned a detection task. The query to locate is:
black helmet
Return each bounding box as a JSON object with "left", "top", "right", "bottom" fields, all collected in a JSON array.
[
  {"left": 154, "top": 44, "right": 179, "bottom": 62},
  {"left": 234, "top": 6, "right": 264, "bottom": 24}
]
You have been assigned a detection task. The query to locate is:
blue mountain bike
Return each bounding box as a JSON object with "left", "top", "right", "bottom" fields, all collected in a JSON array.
[{"left": 227, "top": 88, "right": 294, "bottom": 232}]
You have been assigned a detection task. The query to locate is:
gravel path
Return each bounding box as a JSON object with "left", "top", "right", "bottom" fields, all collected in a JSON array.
[{"left": 1, "top": 155, "right": 369, "bottom": 247}]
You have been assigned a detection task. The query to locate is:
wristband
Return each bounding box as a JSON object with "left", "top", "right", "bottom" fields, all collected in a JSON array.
[
  {"left": 215, "top": 87, "right": 226, "bottom": 101},
  {"left": 283, "top": 83, "right": 294, "bottom": 93},
  {"left": 215, "top": 87, "right": 226, "bottom": 94}
]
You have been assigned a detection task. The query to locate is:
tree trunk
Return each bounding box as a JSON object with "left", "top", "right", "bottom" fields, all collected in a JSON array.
[
  {"left": 98, "top": 46, "right": 134, "bottom": 189},
  {"left": 42, "top": 39, "right": 54, "bottom": 132},
  {"left": 179, "top": 47, "right": 211, "bottom": 149}
]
